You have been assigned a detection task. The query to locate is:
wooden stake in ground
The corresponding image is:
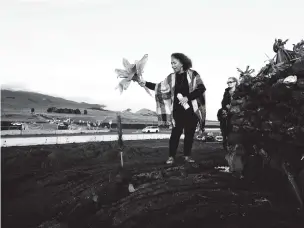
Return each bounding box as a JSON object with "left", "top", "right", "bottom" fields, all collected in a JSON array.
[
  {"left": 281, "top": 161, "right": 303, "bottom": 209},
  {"left": 117, "top": 113, "right": 124, "bottom": 167},
  {"left": 116, "top": 113, "right": 136, "bottom": 193}
]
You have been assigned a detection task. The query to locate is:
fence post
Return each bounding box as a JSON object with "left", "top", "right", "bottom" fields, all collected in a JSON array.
[{"left": 117, "top": 113, "right": 124, "bottom": 167}]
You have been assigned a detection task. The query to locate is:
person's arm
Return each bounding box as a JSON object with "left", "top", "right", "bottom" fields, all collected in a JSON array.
[
  {"left": 139, "top": 74, "right": 171, "bottom": 92},
  {"left": 138, "top": 78, "right": 156, "bottom": 91},
  {"left": 186, "top": 71, "right": 206, "bottom": 101},
  {"left": 221, "top": 91, "right": 230, "bottom": 110},
  {"left": 217, "top": 108, "right": 222, "bottom": 121},
  {"left": 145, "top": 81, "right": 156, "bottom": 90},
  {"left": 187, "top": 84, "right": 206, "bottom": 100}
]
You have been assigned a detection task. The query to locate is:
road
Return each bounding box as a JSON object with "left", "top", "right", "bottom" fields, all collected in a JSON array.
[
  {"left": 1, "top": 128, "right": 221, "bottom": 147},
  {"left": 1, "top": 128, "right": 221, "bottom": 138}
]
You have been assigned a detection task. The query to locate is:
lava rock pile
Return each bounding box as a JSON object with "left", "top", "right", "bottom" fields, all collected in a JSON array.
[{"left": 227, "top": 39, "right": 304, "bottom": 202}]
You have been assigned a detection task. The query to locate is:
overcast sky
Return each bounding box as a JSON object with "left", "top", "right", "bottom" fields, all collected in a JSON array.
[{"left": 0, "top": 0, "right": 303, "bottom": 120}]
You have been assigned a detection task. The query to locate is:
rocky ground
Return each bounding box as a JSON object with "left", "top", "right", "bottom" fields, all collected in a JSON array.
[{"left": 2, "top": 140, "right": 304, "bottom": 228}]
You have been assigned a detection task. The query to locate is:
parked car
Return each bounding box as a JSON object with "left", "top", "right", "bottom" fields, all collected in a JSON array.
[
  {"left": 196, "top": 132, "right": 215, "bottom": 142},
  {"left": 196, "top": 135, "right": 206, "bottom": 141},
  {"left": 215, "top": 135, "right": 223, "bottom": 142},
  {"left": 10, "top": 122, "right": 24, "bottom": 130},
  {"left": 142, "top": 126, "right": 160, "bottom": 133},
  {"left": 57, "top": 123, "right": 69, "bottom": 130}
]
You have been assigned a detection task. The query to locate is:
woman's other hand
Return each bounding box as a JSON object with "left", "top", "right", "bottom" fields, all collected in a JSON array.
[
  {"left": 221, "top": 109, "right": 228, "bottom": 118},
  {"left": 179, "top": 96, "right": 189, "bottom": 106}
]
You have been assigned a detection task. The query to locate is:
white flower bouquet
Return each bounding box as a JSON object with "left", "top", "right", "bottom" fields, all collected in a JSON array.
[{"left": 115, "top": 54, "right": 151, "bottom": 96}]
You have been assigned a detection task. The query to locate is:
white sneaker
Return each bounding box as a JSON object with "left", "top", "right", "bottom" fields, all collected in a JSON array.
[
  {"left": 166, "top": 157, "right": 174, "bottom": 165},
  {"left": 184, "top": 156, "right": 195, "bottom": 163}
]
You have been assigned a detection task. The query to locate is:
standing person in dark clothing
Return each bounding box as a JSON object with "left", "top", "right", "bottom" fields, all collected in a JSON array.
[
  {"left": 219, "top": 77, "right": 238, "bottom": 150},
  {"left": 138, "top": 53, "right": 206, "bottom": 165},
  {"left": 217, "top": 107, "right": 228, "bottom": 150}
]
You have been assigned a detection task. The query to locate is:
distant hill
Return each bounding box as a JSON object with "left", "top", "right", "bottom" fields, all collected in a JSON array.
[
  {"left": 0, "top": 89, "right": 159, "bottom": 124},
  {"left": 122, "top": 108, "right": 132, "bottom": 113},
  {"left": 136, "top": 108, "right": 157, "bottom": 116},
  {"left": 1, "top": 89, "right": 219, "bottom": 125},
  {"left": 1, "top": 89, "right": 105, "bottom": 111}
]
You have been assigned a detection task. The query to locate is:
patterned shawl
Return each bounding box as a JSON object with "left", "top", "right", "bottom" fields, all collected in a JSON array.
[{"left": 154, "top": 69, "right": 206, "bottom": 129}]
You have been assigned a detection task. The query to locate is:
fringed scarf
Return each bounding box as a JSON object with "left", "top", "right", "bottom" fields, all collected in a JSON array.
[{"left": 154, "top": 69, "right": 206, "bottom": 128}]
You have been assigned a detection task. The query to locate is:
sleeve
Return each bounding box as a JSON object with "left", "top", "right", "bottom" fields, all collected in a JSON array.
[
  {"left": 187, "top": 83, "right": 206, "bottom": 100},
  {"left": 221, "top": 91, "right": 229, "bottom": 110},
  {"left": 217, "top": 108, "right": 222, "bottom": 121},
  {"left": 187, "top": 71, "right": 206, "bottom": 101},
  {"left": 155, "top": 74, "right": 172, "bottom": 95},
  {"left": 145, "top": 81, "right": 156, "bottom": 90}
]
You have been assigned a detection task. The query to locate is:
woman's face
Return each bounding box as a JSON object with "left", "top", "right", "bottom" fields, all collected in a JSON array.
[
  {"left": 227, "top": 78, "right": 236, "bottom": 88},
  {"left": 171, "top": 57, "right": 183, "bottom": 73}
]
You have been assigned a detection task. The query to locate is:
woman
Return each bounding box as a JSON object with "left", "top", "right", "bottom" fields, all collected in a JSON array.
[
  {"left": 219, "top": 77, "right": 238, "bottom": 150},
  {"left": 138, "top": 53, "right": 206, "bottom": 165}
]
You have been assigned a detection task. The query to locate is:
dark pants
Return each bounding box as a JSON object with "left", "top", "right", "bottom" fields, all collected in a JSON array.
[
  {"left": 220, "top": 115, "right": 232, "bottom": 150},
  {"left": 169, "top": 109, "right": 198, "bottom": 157},
  {"left": 220, "top": 119, "right": 228, "bottom": 150}
]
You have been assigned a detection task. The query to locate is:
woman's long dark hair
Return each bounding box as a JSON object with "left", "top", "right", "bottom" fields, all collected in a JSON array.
[{"left": 171, "top": 53, "right": 192, "bottom": 71}]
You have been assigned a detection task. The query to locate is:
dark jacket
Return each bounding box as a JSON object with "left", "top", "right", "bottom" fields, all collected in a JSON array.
[
  {"left": 221, "top": 88, "right": 232, "bottom": 111},
  {"left": 219, "top": 88, "right": 234, "bottom": 134}
]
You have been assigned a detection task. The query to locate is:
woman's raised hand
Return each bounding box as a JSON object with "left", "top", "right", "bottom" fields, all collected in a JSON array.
[{"left": 138, "top": 79, "right": 146, "bottom": 87}]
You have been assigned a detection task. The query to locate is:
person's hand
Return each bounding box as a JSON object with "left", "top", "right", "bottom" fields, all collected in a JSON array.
[
  {"left": 179, "top": 96, "right": 188, "bottom": 106},
  {"left": 138, "top": 79, "right": 146, "bottom": 87},
  {"left": 221, "top": 109, "right": 228, "bottom": 118}
]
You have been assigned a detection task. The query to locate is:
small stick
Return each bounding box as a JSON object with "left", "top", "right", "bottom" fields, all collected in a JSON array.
[
  {"left": 282, "top": 162, "right": 303, "bottom": 209},
  {"left": 117, "top": 113, "right": 124, "bottom": 168},
  {"left": 120, "top": 151, "right": 124, "bottom": 167}
]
